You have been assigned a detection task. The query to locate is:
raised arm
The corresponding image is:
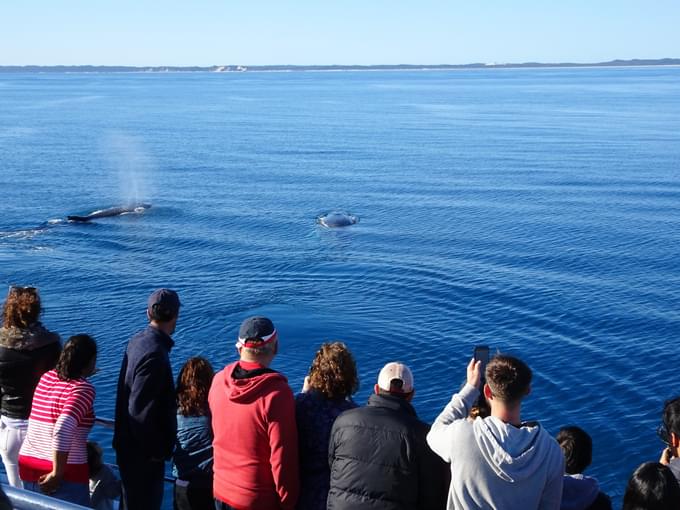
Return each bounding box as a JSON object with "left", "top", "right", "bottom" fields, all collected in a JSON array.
[{"left": 426, "top": 358, "right": 481, "bottom": 461}]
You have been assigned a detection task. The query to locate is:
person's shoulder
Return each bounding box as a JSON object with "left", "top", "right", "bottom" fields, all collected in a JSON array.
[
  {"left": 212, "top": 366, "right": 228, "bottom": 381},
  {"left": 82, "top": 377, "right": 96, "bottom": 393},
  {"left": 535, "top": 424, "right": 565, "bottom": 469},
  {"left": 331, "top": 404, "right": 368, "bottom": 427},
  {"left": 268, "top": 374, "right": 294, "bottom": 398},
  {"left": 67, "top": 376, "right": 96, "bottom": 398},
  {"left": 76, "top": 376, "right": 96, "bottom": 389},
  {"left": 128, "top": 327, "right": 170, "bottom": 358},
  {"left": 587, "top": 491, "right": 612, "bottom": 510}
]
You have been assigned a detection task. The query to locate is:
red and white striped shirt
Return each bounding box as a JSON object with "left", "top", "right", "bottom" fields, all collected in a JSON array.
[{"left": 18, "top": 369, "right": 95, "bottom": 483}]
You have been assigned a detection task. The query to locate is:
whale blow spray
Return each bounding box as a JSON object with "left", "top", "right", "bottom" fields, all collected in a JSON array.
[{"left": 102, "top": 132, "right": 153, "bottom": 206}]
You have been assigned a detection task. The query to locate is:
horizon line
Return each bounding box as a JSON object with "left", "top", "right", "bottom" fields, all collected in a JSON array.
[{"left": 1, "top": 57, "right": 679, "bottom": 69}]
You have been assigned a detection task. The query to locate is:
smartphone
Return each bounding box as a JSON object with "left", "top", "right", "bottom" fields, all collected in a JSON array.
[{"left": 473, "top": 345, "right": 490, "bottom": 384}]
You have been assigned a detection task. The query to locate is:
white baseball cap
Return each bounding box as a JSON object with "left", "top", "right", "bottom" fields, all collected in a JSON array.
[{"left": 377, "top": 362, "right": 414, "bottom": 393}]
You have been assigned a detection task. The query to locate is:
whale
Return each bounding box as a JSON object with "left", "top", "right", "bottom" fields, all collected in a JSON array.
[
  {"left": 317, "top": 211, "right": 358, "bottom": 228},
  {"left": 68, "top": 203, "right": 151, "bottom": 222}
]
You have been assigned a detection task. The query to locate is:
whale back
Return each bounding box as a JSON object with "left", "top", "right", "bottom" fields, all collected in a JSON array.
[
  {"left": 68, "top": 203, "right": 152, "bottom": 222},
  {"left": 318, "top": 211, "right": 358, "bottom": 228}
]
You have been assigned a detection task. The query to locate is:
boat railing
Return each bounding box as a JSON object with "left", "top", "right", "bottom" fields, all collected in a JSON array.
[
  {"left": 94, "top": 416, "right": 175, "bottom": 483},
  {"left": 1, "top": 416, "right": 176, "bottom": 509},
  {"left": 2, "top": 485, "right": 90, "bottom": 510},
  {"left": 94, "top": 416, "right": 115, "bottom": 429}
]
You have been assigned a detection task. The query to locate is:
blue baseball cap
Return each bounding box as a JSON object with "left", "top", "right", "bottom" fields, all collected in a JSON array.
[{"left": 147, "top": 288, "right": 181, "bottom": 318}]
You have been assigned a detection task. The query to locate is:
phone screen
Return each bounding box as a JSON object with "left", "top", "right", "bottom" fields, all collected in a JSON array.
[{"left": 473, "top": 345, "right": 490, "bottom": 382}]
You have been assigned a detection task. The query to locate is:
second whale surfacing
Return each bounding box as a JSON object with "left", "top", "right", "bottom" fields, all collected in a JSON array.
[
  {"left": 317, "top": 211, "right": 358, "bottom": 228},
  {"left": 67, "top": 203, "right": 151, "bottom": 222}
]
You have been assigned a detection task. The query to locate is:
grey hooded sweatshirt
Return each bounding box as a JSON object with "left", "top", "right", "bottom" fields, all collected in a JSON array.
[{"left": 427, "top": 384, "right": 565, "bottom": 510}]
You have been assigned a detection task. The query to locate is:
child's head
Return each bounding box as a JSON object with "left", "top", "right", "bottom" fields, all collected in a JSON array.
[
  {"left": 87, "top": 441, "right": 104, "bottom": 475},
  {"left": 177, "top": 356, "right": 214, "bottom": 417},
  {"left": 556, "top": 425, "right": 592, "bottom": 475},
  {"left": 623, "top": 462, "right": 680, "bottom": 510}
]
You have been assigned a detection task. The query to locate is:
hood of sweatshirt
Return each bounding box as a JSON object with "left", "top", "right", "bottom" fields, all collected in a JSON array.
[
  {"left": 222, "top": 361, "right": 289, "bottom": 404},
  {"left": 0, "top": 323, "right": 60, "bottom": 351},
  {"left": 560, "top": 474, "right": 600, "bottom": 510},
  {"left": 473, "top": 415, "right": 560, "bottom": 483}
]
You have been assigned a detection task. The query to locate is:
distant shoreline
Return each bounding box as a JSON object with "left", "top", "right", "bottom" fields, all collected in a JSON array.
[{"left": 1, "top": 58, "right": 679, "bottom": 74}]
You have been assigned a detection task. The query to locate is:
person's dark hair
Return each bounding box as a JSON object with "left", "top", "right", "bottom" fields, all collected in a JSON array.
[
  {"left": 485, "top": 354, "right": 532, "bottom": 404},
  {"left": 149, "top": 303, "right": 176, "bottom": 322},
  {"left": 470, "top": 395, "right": 491, "bottom": 419},
  {"left": 2, "top": 286, "right": 41, "bottom": 329},
  {"left": 55, "top": 334, "right": 97, "bottom": 381},
  {"left": 307, "top": 342, "right": 359, "bottom": 400},
  {"left": 556, "top": 426, "right": 592, "bottom": 474},
  {"left": 623, "top": 462, "right": 680, "bottom": 510},
  {"left": 177, "top": 357, "right": 214, "bottom": 417},
  {"left": 663, "top": 397, "right": 680, "bottom": 438}
]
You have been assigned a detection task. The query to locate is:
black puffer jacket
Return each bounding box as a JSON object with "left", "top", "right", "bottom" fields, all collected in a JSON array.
[
  {"left": 0, "top": 323, "right": 61, "bottom": 419},
  {"left": 328, "top": 393, "right": 449, "bottom": 510}
]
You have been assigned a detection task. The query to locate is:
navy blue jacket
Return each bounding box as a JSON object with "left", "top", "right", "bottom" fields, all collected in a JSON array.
[
  {"left": 295, "top": 391, "right": 357, "bottom": 510},
  {"left": 113, "top": 325, "right": 177, "bottom": 462}
]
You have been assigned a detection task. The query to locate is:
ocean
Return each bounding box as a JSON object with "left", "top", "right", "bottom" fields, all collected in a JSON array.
[{"left": 1, "top": 67, "right": 679, "bottom": 506}]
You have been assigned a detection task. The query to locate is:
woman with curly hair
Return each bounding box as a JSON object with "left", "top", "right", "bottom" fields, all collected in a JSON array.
[
  {"left": 18, "top": 334, "right": 97, "bottom": 506},
  {"left": 0, "top": 286, "right": 61, "bottom": 488},
  {"left": 295, "top": 342, "right": 359, "bottom": 510},
  {"left": 172, "top": 357, "right": 215, "bottom": 510}
]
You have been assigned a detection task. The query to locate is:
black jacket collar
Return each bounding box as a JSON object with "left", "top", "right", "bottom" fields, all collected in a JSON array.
[{"left": 367, "top": 392, "right": 417, "bottom": 417}]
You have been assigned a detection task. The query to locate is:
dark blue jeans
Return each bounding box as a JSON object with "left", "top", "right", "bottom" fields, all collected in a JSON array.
[{"left": 118, "top": 457, "right": 165, "bottom": 510}]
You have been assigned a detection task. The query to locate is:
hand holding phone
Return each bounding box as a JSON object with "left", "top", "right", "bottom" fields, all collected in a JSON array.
[{"left": 473, "top": 345, "right": 490, "bottom": 386}]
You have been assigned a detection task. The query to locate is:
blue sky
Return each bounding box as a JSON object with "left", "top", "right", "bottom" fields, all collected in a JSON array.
[{"left": 2, "top": 1, "right": 679, "bottom": 66}]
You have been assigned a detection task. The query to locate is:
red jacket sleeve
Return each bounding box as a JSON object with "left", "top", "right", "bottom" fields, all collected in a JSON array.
[{"left": 266, "top": 384, "right": 299, "bottom": 510}]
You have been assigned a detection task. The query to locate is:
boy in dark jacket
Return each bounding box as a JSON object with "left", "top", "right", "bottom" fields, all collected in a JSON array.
[
  {"left": 557, "top": 426, "right": 612, "bottom": 510},
  {"left": 328, "top": 362, "right": 449, "bottom": 510},
  {"left": 113, "top": 288, "right": 180, "bottom": 510}
]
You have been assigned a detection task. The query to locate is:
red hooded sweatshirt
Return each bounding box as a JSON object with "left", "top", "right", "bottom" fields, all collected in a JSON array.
[{"left": 209, "top": 360, "right": 299, "bottom": 510}]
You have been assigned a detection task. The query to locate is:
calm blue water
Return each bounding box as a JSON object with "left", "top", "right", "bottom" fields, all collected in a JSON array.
[{"left": 1, "top": 67, "right": 680, "bottom": 505}]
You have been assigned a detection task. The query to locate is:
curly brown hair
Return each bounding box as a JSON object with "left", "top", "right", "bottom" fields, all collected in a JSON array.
[
  {"left": 3, "top": 286, "right": 41, "bottom": 329},
  {"left": 177, "top": 357, "right": 214, "bottom": 417},
  {"left": 307, "top": 342, "right": 359, "bottom": 400}
]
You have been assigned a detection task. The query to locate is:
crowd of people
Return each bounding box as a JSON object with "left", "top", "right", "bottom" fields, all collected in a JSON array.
[{"left": 0, "top": 285, "right": 679, "bottom": 510}]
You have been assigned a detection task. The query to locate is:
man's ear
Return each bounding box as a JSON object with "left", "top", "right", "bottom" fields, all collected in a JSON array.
[
  {"left": 671, "top": 432, "right": 680, "bottom": 448},
  {"left": 526, "top": 384, "right": 532, "bottom": 397},
  {"left": 483, "top": 383, "right": 492, "bottom": 400},
  {"left": 374, "top": 384, "right": 380, "bottom": 395},
  {"left": 146, "top": 309, "right": 151, "bottom": 321}
]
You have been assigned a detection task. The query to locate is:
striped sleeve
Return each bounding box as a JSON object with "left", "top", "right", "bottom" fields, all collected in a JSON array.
[
  {"left": 53, "top": 415, "right": 79, "bottom": 452},
  {"left": 60, "top": 383, "right": 95, "bottom": 422},
  {"left": 51, "top": 381, "right": 95, "bottom": 453}
]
